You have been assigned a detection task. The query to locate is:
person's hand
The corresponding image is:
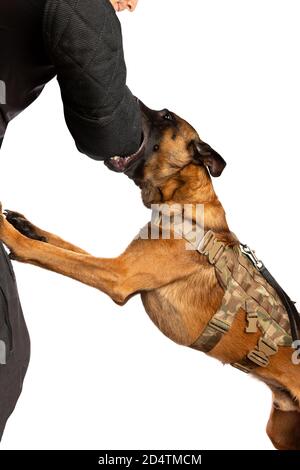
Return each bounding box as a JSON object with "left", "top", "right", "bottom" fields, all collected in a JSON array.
[{"left": 110, "top": 0, "right": 139, "bottom": 12}]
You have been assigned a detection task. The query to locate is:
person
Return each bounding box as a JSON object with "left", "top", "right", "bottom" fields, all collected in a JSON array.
[
  {"left": 0, "top": 0, "right": 140, "bottom": 440},
  {"left": 0, "top": 0, "right": 141, "bottom": 158}
]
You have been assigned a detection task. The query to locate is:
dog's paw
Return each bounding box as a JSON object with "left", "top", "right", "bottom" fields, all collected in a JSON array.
[
  {"left": 4, "top": 210, "right": 47, "bottom": 242},
  {"left": 8, "top": 251, "right": 23, "bottom": 262}
]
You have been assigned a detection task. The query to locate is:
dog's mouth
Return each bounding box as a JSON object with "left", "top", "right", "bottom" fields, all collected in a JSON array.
[
  {"left": 104, "top": 137, "right": 146, "bottom": 173},
  {"left": 104, "top": 112, "right": 149, "bottom": 173}
]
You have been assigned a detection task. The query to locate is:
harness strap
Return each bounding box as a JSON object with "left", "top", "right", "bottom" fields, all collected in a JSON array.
[
  {"left": 191, "top": 278, "right": 245, "bottom": 353},
  {"left": 147, "top": 210, "right": 295, "bottom": 374},
  {"left": 232, "top": 333, "right": 279, "bottom": 372},
  {"left": 197, "top": 231, "right": 227, "bottom": 265},
  {"left": 191, "top": 232, "right": 245, "bottom": 353},
  {"left": 231, "top": 264, "right": 300, "bottom": 373},
  {"left": 192, "top": 230, "right": 292, "bottom": 373},
  {"left": 259, "top": 265, "right": 300, "bottom": 343}
]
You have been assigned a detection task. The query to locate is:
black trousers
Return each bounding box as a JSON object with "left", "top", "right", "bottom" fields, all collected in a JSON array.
[{"left": 0, "top": 242, "right": 30, "bottom": 440}]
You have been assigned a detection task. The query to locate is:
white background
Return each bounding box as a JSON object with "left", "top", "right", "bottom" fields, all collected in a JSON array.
[{"left": 1, "top": 0, "right": 300, "bottom": 450}]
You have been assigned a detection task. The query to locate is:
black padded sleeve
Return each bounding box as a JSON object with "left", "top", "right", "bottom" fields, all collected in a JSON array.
[{"left": 43, "top": 0, "right": 142, "bottom": 160}]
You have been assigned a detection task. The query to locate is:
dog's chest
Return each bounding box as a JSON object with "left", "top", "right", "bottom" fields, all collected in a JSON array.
[{"left": 140, "top": 270, "right": 221, "bottom": 346}]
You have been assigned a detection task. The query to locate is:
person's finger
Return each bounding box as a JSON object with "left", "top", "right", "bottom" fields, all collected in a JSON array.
[
  {"left": 127, "top": 0, "right": 139, "bottom": 12},
  {"left": 110, "top": 1, "right": 139, "bottom": 13}
]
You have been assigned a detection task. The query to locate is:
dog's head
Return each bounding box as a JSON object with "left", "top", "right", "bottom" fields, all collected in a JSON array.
[{"left": 105, "top": 101, "right": 226, "bottom": 207}]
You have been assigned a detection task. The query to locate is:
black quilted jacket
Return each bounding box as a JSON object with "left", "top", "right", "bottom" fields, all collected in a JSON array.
[{"left": 0, "top": 0, "right": 142, "bottom": 160}]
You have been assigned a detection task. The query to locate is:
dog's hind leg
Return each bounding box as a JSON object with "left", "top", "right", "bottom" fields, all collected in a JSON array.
[
  {"left": 266, "top": 389, "right": 300, "bottom": 450},
  {"left": 4, "top": 210, "right": 90, "bottom": 255}
]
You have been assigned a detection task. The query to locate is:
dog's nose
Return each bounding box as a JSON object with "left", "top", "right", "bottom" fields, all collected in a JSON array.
[
  {"left": 138, "top": 100, "right": 154, "bottom": 119},
  {"left": 138, "top": 100, "right": 166, "bottom": 123}
]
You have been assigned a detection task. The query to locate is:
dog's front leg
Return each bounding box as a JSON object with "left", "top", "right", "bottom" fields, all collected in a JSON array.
[
  {"left": 0, "top": 215, "right": 127, "bottom": 302},
  {"left": 0, "top": 215, "right": 199, "bottom": 304}
]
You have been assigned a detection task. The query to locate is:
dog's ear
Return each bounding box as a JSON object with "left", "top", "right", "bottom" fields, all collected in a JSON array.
[{"left": 192, "top": 140, "right": 226, "bottom": 177}]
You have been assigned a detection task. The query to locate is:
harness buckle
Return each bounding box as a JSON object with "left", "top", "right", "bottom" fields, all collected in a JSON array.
[
  {"left": 240, "top": 244, "right": 264, "bottom": 271},
  {"left": 209, "top": 241, "right": 226, "bottom": 265},
  {"left": 258, "top": 336, "right": 278, "bottom": 356},
  {"left": 247, "top": 349, "right": 269, "bottom": 367},
  {"left": 197, "top": 230, "right": 215, "bottom": 254},
  {"left": 209, "top": 318, "right": 230, "bottom": 334},
  {"left": 246, "top": 311, "right": 258, "bottom": 333},
  {"left": 198, "top": 231, "right": 226, "bottom": 265},
  {"left": 247, "top": 336, "right": 278, "bottom": 367}
]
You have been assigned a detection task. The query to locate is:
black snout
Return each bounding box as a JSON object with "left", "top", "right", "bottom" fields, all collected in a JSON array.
[
  {"left": 138, "top": 100, "right": 175, "bottom": 126},
  {"left": 119, "top": 100, "right": 177, "bottom": 183},
  {"left": 138, "top": 100, "right": 160, "bottom": 122}
]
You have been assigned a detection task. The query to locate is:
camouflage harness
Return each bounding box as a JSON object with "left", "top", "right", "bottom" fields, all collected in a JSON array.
[
  {"left": 149, "top": 206, "right": 293, "bottom": 374},
  {"left": 190, "top": 230, "right": 292, "bottom": 373}
]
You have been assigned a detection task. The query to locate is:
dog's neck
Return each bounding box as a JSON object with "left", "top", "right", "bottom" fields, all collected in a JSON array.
[{"left": 146, "top": 164, "right": 230, "bottom": 234}]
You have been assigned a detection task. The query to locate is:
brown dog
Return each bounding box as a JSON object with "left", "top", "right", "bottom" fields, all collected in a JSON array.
[{"left": 0, "top": 102, "right": 299, "bottom": 449}]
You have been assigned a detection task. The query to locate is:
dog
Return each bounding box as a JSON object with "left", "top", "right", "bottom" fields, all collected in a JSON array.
[{"left": 0, "top": 101, "right": 299, "bottom": 449}]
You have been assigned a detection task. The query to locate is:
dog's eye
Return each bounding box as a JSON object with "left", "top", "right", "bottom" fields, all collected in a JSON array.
[
  {"left": 153, "top": 144, "right": 160, "bottom": 152},
  {"left": 164, "top": 112, "right": 173, "bottom": 121}
]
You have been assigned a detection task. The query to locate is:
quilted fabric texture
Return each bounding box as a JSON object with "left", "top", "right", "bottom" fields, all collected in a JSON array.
[
  {"left": 43, "top": 0, "right": 142, "bottom": 160},
  {"left": 0, "top": 0, "right": 141, "bottom": 159},
  {"left": 0, "top": 0, "right": 55, "bottom": 141}
]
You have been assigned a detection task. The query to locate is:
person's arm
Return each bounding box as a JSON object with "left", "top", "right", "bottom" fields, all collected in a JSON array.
[{"left": 43, "top": 0, "right": 142, "bottom": 160}]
